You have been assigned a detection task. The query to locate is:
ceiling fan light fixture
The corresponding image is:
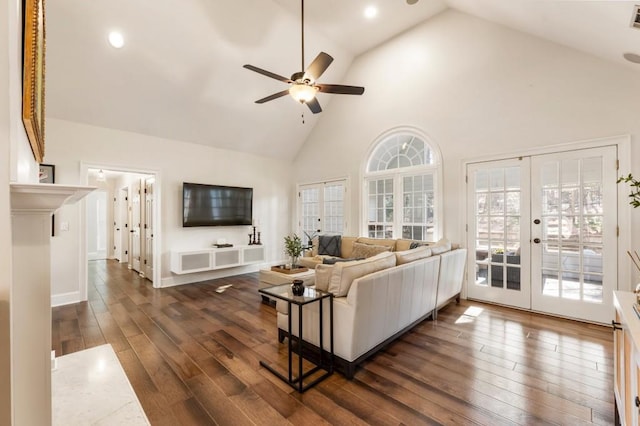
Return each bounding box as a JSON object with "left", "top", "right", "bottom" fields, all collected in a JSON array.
[{"left": 289, "top": 84, "right": 318, "bottom": 103}]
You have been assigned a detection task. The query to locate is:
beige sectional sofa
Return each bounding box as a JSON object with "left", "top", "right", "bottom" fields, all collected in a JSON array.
[{"left": 277, "top": 236, "right": 466, "bottom": 378}]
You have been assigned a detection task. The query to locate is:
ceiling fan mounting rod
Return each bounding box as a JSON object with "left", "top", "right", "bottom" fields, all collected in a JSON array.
[{"left": 301, "top": 0, "right": 305, "bottom": 72}]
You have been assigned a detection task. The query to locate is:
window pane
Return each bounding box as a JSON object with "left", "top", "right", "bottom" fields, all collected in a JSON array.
[{"left": 365, "top": 132, "right": 440, "bottom": 240}]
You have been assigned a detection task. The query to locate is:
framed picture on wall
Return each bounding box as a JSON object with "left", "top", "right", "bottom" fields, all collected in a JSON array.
[{"left": 39, "top": 163, "right": 54, "bottom": 183}]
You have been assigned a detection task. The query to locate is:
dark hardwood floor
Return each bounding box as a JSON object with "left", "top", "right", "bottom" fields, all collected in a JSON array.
[{"left": 52, "top": 260, "right": 614, "bottom": 425}]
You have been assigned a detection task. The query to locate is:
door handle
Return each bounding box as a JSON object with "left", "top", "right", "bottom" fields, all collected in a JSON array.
[
  {"left": 533, "top": 219, "right": 541, "bottom": 225},
  {"left": 612, "top": 320, "right": 622, "bottom": 331},
  {"left": 533, "top": 238, "right": 541, "bottom": 244}
]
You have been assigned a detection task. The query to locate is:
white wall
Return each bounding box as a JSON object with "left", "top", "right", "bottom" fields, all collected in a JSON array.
[
  {"left": 0, "top": 0, "right": 13, "bottom": 421},
  {"left": 294, "top": 10, "right": 640, "bottom": 261},
  {"left": 45, "top": 118, "right": 293, "bottom": 298}
]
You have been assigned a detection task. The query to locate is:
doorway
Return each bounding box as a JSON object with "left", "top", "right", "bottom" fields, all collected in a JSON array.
[
  {"left": 466, "top": 145, "right": 618, "bottom": 324},
  {"left": 86, "top": 167, "right": 158, "bottom": 286}
]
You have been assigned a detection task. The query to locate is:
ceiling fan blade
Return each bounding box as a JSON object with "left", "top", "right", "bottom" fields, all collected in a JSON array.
[
  {"left": 306, "top": 97, "right": 322, "bottom": 114},
  {"left": 305, "top": 52, "right": 334, "bottom": 81},
  {"left": 316, "top": 84, "right": 365, "bottom": 95},
  {"left": 243, "top": 64, "right": 293, "bottom": 83},
  {"left": 255, "top": 90, "right": 290, "bottom": 104}
]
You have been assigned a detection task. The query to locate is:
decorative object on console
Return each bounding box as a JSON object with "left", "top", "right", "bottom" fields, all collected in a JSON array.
[
  {"left": 291, "top": 279, "right": 305, "bottom": 296},
  {"left": 248, "top": 225, "right": 262, "bottom": 245},
  {"left": 39, "top": 164, "right": 55, "bottom": 183},
  {"left": 213, "top": 243, "right": 233, "bottom": 248}
]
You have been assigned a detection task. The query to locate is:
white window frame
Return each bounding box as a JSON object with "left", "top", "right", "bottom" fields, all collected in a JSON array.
[
  {"left": 297, "top": 178, "right": 349, "bottom": 244},
  {"left": 361, "top": 127, "right": 443, "bottom": 241}
]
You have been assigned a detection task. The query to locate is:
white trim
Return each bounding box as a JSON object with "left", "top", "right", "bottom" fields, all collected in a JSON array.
[
  {"left": 461, "top": 134, "right": 629, "bottom": 165},
  {"left": 462, "top": 134, "right": 632, "bottom": 307},
  {"left": 296, "top": 177, "right": 350, "bottom": 237},
  {"left": 361, "top": 125, "right": 444, "bottom": 240},
  {"left": 51, "top": 291, "right": 82, "bottom": 307},
  {"left": 79, "top": 162, "right": 162, "bottom": 291}
]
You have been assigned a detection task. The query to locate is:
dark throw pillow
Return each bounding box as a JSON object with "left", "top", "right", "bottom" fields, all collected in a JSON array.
[
  {"left": 318, "top": 235, "right": 342, "bottom": 257},
  {"left": 410, "top": 241, "right": 429, "bottom": 249},
  {"left": 322, "top": 257, "right": 364, "bottom": 265}
]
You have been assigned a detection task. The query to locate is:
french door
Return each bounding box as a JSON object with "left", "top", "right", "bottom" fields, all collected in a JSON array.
[
  {"left": 298, "top": 180, "right": 347, "bottom": 245},
  {"left": 467, "top": 146, "right": 618, "bottom": 323},
  {"left": 467, "top": 158, "right": 531, "bottom": 309}
]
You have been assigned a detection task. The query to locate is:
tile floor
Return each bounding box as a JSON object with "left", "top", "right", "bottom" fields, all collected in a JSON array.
[{"left": 52, "top": 344, "right": 149, "bottom": 425}]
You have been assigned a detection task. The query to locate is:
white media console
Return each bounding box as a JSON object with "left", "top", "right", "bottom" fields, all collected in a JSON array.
[{"left": 170, "top": 245, "right": 265, "bottom": 274}]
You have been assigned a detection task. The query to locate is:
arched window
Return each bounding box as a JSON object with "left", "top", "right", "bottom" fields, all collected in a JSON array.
[{"left": 364, "top": 130, "right": 442, "bottom": 241}]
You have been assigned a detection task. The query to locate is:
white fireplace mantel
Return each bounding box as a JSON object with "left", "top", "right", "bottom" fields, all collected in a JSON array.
[
  {"left": 10, "top": 182, "right": 95, "bottom": 212},
  {"left": 10, "top": 182, "right": 94, "bottom": 426}
]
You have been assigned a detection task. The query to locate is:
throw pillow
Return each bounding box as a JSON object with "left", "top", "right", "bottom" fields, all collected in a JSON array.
[
  {"left": 430, "top": 238, "right": 452, "bottom": 255},
  {"left": 327, "top": 251, "right": 397, "bottom": 297},
  {"left": 318, "top": 235, "right": 341, "bottom": 257},
  {"left": 350, "top": 242, "right": 392, "bottom": 259},
  {"left": 322, "top": 257, "right": 364, "bottom": 265},
  {"left": 314, "top": 264, "right": 334, "bottom": 292},
  {"left": 409, "top": 241, "right": 429, "bottom": 249}
]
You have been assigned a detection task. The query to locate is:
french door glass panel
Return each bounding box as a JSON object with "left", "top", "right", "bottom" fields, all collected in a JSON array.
[
  {"left": 299, "top": 181, "right": 346, "bottom": 245},
  {"left": 530, "top": 147, "right": 616, "bottom": 324},
  {"left": 466, "top": 158, "right": 531, "bottom": 309},
  {"left": 467, "top": 146, "right": 617, "bottom": 324}
]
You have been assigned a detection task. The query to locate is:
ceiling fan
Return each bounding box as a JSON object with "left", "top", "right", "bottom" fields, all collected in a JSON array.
[{"left": 243, "top": 0, "right": 365, "bottom": 114}]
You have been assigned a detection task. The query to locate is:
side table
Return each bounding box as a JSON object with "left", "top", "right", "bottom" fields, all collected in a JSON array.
[{"left": 258, "top": 284, "right": 333, "bottom": 392}]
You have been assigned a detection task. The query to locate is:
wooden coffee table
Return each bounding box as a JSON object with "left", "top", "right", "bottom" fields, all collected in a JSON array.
[{"left": 258, "top": 268, "right": 315, "bottom": 305}]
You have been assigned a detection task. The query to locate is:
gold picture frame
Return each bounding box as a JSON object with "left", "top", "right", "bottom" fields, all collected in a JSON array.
[{"left": 22, "top": 0, "right": 46, "bottom": 163}]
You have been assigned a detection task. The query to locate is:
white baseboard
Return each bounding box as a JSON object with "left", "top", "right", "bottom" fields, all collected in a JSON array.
[{"left": 51, "top": 291, "right": 82, "bottom": 307}]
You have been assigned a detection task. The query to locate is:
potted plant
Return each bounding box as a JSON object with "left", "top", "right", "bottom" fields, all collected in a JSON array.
[
  {"left": 284, "top": 234, "right": 303, "bottom": 269},
  {"left": 618, "top": 173, "right": 640, "bottom": 208}
]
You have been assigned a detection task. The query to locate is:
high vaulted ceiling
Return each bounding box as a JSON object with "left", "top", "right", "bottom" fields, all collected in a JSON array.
[{"left": 46, "top": 1, "right": 640, "bottom": 161}]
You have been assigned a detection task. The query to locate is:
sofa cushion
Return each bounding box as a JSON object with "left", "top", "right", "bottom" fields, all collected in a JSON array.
[
  {"left": 430, "top": 238, "right": 452, "bottom": 255},
  {"left": 395, "top": 246, "right": 432, "bottom": 265},
  {"left": 340, "top": 236, "right": 358, "bottom": 258},
  {"left": 328, "top": 251, "right": 396, "bottom": 297},
  {"left": 356, "top": 237, "right": 396, "bottom": 251},
  {"left": 314, "top": 264, "right": 334, "bottom": 292},
  {"left": 318, "top": 235, "right": 342, "bottom": 257},
  {"left": 350, "top": 242, "right": 392, "bottom": 259}
]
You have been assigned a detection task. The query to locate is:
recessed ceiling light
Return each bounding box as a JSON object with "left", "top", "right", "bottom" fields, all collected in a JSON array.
[
  {"left": 364, "top": 6, "right": 378, "bottom": 19},
  {"left": 407, "top": 0, "right": 419, "bottom": 4},
  {"left": 108, "top": 31, "right": 124, "bottom": 48}
]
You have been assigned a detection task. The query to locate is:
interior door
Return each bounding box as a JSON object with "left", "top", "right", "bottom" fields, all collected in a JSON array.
[
  {"left": 113, "top": 194, "right": 121, "bottom": 261},
  {"left": 466, "top": 158, "right": 531, "bottom": 309},
  {"left": 530, "top": 146, "right": 617, "bottom": 324},
  {"left": 120, "top": 187, "right": 129, "bottom": 264},
  {"left": 143, "top": 177, "right": 154, "bottom": 282},
  {"left": 130, "top": 180, "right": 141, "bottom": 272}
]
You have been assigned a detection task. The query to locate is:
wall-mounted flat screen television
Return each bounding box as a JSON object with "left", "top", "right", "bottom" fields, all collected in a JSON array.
[{"left": 183, "top": 182, "right": 253, "bottom": 227}]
